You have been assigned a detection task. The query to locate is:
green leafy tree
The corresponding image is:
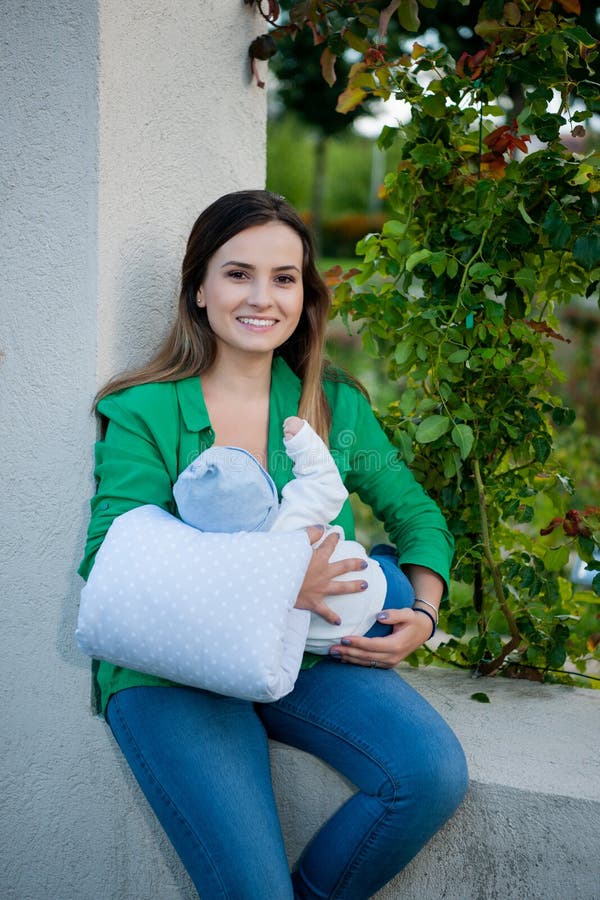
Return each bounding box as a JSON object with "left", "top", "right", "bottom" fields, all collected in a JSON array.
[{"left": 251, "top": 0, "right": 600, "bottom": 681}]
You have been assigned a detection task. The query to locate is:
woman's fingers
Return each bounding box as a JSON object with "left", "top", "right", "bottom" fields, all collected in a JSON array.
[
  {"left": 312, "top": 599, "right": 344, "bottom": 626},
  {"left": 317, "top": 532, "right": 368, "bottom": 582},
  {"left": 305, "top": 525, "right": 326, "bottom": 545},
  {"left": 296, "top": 529, "right": 370, "bottom": 619},
  {"left": 328, "top": 609, "right": 433, "bottom": 667}
]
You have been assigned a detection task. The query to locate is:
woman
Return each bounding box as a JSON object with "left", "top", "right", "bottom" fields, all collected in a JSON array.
[{"left": 79, "top": 190, "right": 468, "bottom": 899}]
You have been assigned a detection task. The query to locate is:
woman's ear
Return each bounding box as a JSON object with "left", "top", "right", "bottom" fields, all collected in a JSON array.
[{"left": 196, "top": 287, "right": 205, "bottom": 308}]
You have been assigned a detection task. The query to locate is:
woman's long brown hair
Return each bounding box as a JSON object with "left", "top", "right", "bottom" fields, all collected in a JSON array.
[{"left": 94, "top": 190, "right": 334, "bottom": 440}]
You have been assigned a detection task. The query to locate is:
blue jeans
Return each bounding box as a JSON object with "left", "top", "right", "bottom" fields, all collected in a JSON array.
[
  {"left": 107, "top": 669, "right": 467, "bottom": 898},
  {"left": 366, "top": 544, "right": 415, "bottom": 638}
]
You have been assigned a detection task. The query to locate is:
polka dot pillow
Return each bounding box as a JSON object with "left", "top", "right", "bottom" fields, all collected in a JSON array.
[{"left": 76, "top": 505, "right": 312, "bottom": 702}]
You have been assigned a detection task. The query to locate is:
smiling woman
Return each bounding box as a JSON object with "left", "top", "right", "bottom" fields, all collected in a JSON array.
[{"left": 79, "top": 189, "right": 467, "bottom": 899}]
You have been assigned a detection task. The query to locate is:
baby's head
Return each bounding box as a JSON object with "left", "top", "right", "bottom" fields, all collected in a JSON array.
[{"left": 174, "top": 446, "right": 279, "bottom": 533}]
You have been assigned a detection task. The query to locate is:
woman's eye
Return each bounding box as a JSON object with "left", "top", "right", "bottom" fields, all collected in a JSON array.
[
  {"left": 227, "top": 270, "right": 248, "bottom": 280},
  {"left": 275, "top": 274, "right": 295, "bottom": 284}
]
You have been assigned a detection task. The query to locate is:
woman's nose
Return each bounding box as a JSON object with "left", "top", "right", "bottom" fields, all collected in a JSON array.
[{"left": 247, "top": 280, "right": 273, "bottom": 308}]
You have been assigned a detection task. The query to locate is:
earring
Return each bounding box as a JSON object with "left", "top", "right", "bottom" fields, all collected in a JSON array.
[{"left": 196, "top": 288, "right": 205, "bottom": 308}]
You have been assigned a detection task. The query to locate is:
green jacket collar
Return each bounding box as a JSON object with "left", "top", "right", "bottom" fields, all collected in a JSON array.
[{"left": 174, "top": 355, "right": 302, "bottom": 436}]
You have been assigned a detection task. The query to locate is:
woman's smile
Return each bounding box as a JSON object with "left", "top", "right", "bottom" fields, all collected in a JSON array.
[{"left": 236, "top": 316, "right": 279, "bottom": 329}]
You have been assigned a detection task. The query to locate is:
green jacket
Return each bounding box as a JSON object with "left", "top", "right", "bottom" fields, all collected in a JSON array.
[{"left": 79, "top": 356, "right": 454, "bottom": 714}]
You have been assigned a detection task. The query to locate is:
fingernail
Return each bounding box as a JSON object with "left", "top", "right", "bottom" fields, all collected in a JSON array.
[
  {"left": 377, "top": 611, "right": 389, "bottom": 620},
  {"left": 360, "top": 560, "right": 368, "bottom": 569},
  {"left": 313, "top": 524, "right": 325, "bottom": 531},
  {"left": 341, "top": 638, "right": 352, "bottom": 646},
  {"left": 330, "top": 649, "right": 341, "bottom": 657},
  {"left": 335, "top": 618, "right": 342, "bottom": 626},
  {"left": 360, "top": 581, "right": 368, "bottom": 591}
]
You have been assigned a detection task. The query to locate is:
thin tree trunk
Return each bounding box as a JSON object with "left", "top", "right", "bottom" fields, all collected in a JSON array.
[{"left": 311, "top": 132, "right": 327, "bottom": 256}]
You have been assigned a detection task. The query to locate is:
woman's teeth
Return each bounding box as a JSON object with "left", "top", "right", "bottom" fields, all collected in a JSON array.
[{"left": 238, "top": 317, "right": 277, "bottom": 327}]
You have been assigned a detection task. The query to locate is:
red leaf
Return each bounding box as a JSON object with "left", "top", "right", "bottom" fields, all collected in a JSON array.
[
  {"left": 323, "top": 265, "right": 343, "bottom": 286},
  {"left": 523, "top": 320, "right": 571, "bottom": 343},
  {"left": 307, "top": 20, "right": 326, "bottom": 46},
  {"left": 556, "top": 0, "right": 581, "bottom": 14},
  {"left": 248, "top": 34, "right": 277, "bottom": 61},
  {"left": 564, "top": 509, "right": 592, "bottom": 538},
  {"left": 540, "top": 516, "right": 563, "bottom": 536},
  {"left": 320, "top": 47, "right": 337, "bottom": 87}
]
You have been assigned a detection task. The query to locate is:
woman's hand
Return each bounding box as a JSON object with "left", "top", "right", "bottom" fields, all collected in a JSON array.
[
  {"left": 295, "top": 527, "right": 368, "bottom": 626},
  {"left": 328, "top": 608, "right": 433, "bottom": 668}
]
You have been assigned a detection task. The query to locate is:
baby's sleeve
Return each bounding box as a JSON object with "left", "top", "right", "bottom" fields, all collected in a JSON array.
[{"left": 273, "top": 421, "right": 348, "bottom": 532}]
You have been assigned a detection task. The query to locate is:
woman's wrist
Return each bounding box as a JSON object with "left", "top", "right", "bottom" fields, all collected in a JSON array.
[
  {"left": 411, "top": 606, "right": 436, "bottom": 640},
  {"left": 412, "top": 597, "right": 439, "bottom": 624}
]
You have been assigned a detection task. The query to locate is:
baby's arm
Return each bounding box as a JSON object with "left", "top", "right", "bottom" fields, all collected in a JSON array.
[{"left": 271, "top": 417, "right": 349, "bottom": 532}]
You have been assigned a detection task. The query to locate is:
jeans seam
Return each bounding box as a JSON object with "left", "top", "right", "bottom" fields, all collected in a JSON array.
[
  {"left": 110, "top": 691, "right": 230, "bottom": 899},
  {"left": 268, "top": 701, "right": 400, "bottom": 898}
]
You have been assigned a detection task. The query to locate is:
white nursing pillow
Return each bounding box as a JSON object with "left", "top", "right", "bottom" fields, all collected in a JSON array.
[{"left": 76, "top": 505, "right": 312, "bottom": 702}]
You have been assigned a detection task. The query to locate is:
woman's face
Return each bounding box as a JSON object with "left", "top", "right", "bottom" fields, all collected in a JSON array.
[{"left": 197, "top": 222, "right": 304, "bottom": 364}]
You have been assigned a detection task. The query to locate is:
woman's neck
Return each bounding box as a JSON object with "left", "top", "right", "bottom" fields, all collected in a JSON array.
[{"left": 201, "top": 349, "right": 273, "bottom": 400}]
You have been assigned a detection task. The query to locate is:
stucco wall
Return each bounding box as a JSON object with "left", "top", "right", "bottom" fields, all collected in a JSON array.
[{"left": 0, "top": 2, "right": 265, "bottom": 897}]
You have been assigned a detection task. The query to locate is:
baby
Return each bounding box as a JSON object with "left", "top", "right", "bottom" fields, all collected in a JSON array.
[{"left": 173, "top": 416, "right": 415, "bottom": 653}]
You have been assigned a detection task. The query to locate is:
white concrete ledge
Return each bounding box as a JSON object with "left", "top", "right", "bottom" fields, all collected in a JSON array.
[
  {"left": 270, "top": 667, "right": 600, "bottom": 900},
  {"left": 81, "top": 667, "right": 599, "bottom": 900}
]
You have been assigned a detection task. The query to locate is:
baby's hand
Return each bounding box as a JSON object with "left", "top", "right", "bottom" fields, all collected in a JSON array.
[{"left": 283, "top": 415, "right": 305, "bottom": 440}]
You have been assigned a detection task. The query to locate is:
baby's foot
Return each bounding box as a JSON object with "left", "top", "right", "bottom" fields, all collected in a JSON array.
[{"left": 283, "top": 416, "right": 305, "bottom": 440}]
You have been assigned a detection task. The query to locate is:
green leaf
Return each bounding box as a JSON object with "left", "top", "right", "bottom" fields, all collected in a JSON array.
[
  {"left": 362, "top": 330, "right": 379, "bottom": 357},
  {"left": 544, "top": 546, "right": 569, "bottom": 573},
  {"left": 382, "top": 220, "right": 407, "bottom": 238},
  {"left": 399, "top": 387, "right": 417, "bottom": 415},
  {"left": 515, "top": 267, "right": 537, "bottom": 295},
  {"left": 518, "top": 200, "right": 535, "bottom": 225},
  {"left": 471, "top": 692, "right": 490, "bottom": 703},
  {"left": 406, "top": 249, "right": 432, "bottom": 271},
  {"left": 447, "top": 257, "right": 459, "bottom": 279},
  {"left": 421, "top": 94, "right": 447, "bottom": 118},
  {"left": 532, "top": 436, "right": 551, "bottom": 463},
  {"left": 548, "top": 644, "right": 567, "bottom": 669},
  {"left": 448, "top": 349, "right": 469, "bottom": 364},
  {"left": 469, "top": 262, "right": 498, "bottom": 280},
  {"left": 430, "top": 251, "right": 447, "bottom": 276},
  {"left": 563, "top": 26, "right": 597, "bottom": 49},
  {"left": 410, "top": 144, "right": 442, "bottom": 166},
  {"left": 394, "top": 428, "right": 414, "bottom": 463},
  {"left": 451, "top": 424, "right": 475, "bottom": 459},
  {"left": 378, "top": 125, "right": 397, "bottom": 151},
  {"left": 415, "top": 415, "right": 451, "bottom": 443},
  {"left": 395, "top": 339, "right": 414, "bottom": 365},
  {"left": 397, "top": 0, "right": 420, "bottom": 32},
  {"left": 542, "top": 202, "right": 571, "bottom": 249},
  {"left": 573, "top": 234, "right": 600, "bottom": 271},
  {"left": 443, "top": 451, "right": 457, "bottom": 479},
  {"left": 343, "top": 29, "right": 370, "bottom": 54}
]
